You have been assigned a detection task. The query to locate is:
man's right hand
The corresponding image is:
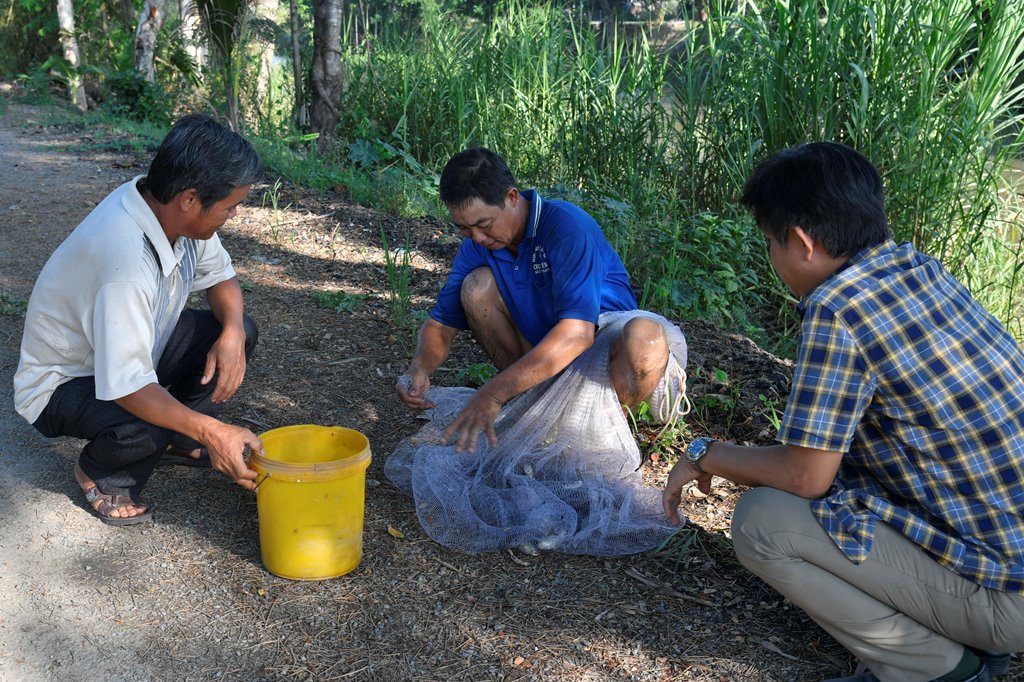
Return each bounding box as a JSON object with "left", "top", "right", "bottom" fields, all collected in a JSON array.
[
  {"left": 202, "top": 423, "right": 263, "bottom": 490},
  {"left": 396, "top": 368, "right": 435, "bottom": 410}
]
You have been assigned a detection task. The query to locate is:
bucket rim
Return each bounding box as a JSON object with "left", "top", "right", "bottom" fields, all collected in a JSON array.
[{"left": 250, "top": 424, "right": 372, "bottom": 476}]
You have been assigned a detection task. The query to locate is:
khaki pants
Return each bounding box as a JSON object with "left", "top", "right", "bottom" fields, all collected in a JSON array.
[{"left": 731, "top": 487, "right": 1024, "bottom": 682}]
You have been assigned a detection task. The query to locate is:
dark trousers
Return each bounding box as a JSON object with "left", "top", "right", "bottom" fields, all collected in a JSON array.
[{"left": 33, "top": 309, "right": 258, "bottom": 499}]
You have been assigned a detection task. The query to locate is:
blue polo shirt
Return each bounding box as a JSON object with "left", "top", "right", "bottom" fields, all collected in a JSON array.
[{"left": 430, "top": 190, "right": 637, "bottom": 346}]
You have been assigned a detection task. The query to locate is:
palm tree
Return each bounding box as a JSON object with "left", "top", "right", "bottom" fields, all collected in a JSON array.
[{"left": 196, "top": 0, "right": 249, "bottom": 129}]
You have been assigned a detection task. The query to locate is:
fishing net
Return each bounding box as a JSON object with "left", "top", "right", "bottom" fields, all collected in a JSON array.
[{"left": 384, "top": 310, "right": 689, "bottom": 556}]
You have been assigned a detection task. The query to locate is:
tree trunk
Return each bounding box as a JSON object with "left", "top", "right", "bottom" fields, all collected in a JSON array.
[
  {"left": 118, "top": 0, "right": 136, "bottom": 29},
  {"left": 290, "top": 0, "right": 306, "bottom": 128},
  {"left": 55, "top": 0, "right": 88, "bottom": 111},
  {"left": 178, "top": 0, "right": 207, "bottom": 69},
  {"left": 252, "top": 0, "right": 279, "bottom": 126},
  {"left": 135, "top": 0, "right": 168, "bottom": 82},
  {"left": 310, "top": 0, "right": 344, "bottom": 151}
]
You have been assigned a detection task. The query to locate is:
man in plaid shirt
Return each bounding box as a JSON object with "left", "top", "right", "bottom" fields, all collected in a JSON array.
[{"left": 662, "top": 143, "right": 1024, "bottom": 682}]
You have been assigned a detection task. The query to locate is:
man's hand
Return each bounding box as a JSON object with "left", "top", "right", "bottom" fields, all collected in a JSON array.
[
  {"left": 396, "top": 369, "right": 435, "bottom": 410},
  {"left": 662, "top": 459, "right": 713, "bottom": 526},
  {"left": 202, "top": 326, "right": 247, "bottom": 403},
  {"left": 442, "top": 388, "right": 503, "bottom": 453},
  {"left": 202, "top": 422, "right": 263, "bottom": 490}
]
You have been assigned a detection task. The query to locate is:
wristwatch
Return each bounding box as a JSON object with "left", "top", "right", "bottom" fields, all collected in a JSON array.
[{"left": 685, "top": 437, "right": 715, "bottom": 474}]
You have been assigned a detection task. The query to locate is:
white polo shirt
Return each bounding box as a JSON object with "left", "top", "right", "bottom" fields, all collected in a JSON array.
[{"left": 14, "top": 177, "right": 237, "bottom": 424}]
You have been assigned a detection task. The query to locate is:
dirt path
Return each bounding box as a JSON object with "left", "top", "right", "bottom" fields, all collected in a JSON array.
[{"left": 0, "top": 99, "right": 951, "bottom": 682}]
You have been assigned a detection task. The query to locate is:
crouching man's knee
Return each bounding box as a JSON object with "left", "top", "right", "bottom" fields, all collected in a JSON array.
[
  {"left": 460, "top": 267, "right": 500, "bottom": 314},
  {"left": 731, "top": 486, "right": 809, "bottom": 574},
  {"left": 242, "top": 313, "right": 259, "bottom": 360},
  {"left": 610, "top": 317, "right": 669, "bottom": 407}
]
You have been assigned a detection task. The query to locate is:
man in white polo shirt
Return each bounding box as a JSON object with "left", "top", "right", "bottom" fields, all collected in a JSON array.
[{"left": 14, "top": 113, "right": 265, "bottom": 526}]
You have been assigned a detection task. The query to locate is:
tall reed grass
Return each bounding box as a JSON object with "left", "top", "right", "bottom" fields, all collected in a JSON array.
[{"left": 331, "top": 0, "right": 1024, "bottom": 341}]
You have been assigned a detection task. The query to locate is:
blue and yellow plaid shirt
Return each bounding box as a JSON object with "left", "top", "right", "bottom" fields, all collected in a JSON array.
[{"left": 778, "top": 240, "right": 1024, "bottom": 592}]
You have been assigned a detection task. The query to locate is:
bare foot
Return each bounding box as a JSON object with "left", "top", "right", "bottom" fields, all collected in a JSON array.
[
  {"left": 73, "top": 464, "right": 148, "bottom": 520},
  {"left": 165, "top": 444, "right": 204, "bottom": 461}
]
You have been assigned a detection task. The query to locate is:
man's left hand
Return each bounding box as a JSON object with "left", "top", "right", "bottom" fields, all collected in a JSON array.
[
  {"left": 203, "top": 326, "right": 247, "bottom": 402},
  {"left": 442, "top": 389, "right": 503, "bottom": 454},
  {"left": 662, "top": 459, "right": 712, "bottom": 526}
]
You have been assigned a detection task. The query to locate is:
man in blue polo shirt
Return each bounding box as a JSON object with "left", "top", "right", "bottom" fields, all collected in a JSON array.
[
  {"left": 396, "top": 147, "right": 682, "bottom": 452},
  {"left": 662, "top": 143, "right": 1024, "bottom": 681}
]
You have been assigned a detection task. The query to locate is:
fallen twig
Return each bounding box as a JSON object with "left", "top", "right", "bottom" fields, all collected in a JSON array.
[{"left": 623, "top": 566, "right": 718, "bottom": 608}]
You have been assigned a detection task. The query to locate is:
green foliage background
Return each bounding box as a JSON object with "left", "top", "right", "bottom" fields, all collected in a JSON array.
[{"left": 4, "top": 0, "right": 1023, "bottom": 350}]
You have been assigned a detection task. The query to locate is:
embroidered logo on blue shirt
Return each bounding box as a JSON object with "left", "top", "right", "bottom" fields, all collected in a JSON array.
[{"left": 532, "top": 244, "right": 551, "bottom": 288}]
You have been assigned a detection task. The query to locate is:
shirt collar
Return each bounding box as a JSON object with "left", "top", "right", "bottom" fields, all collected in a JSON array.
[
  {"left": 120, "top": 175, "right": 181, "bottom": 277},
  {"left": 799, "top": 240, "right": 898, "bottom": 313},
  {"left": 521, "top": 189, "right": 543, "bottom": 240}
]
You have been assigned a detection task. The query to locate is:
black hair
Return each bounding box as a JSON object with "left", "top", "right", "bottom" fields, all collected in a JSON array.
[
  {"left": 142, "top": 113, "right": 264, "bottom": 208},
  {"left": 439, "top": 147, "right": 519, "bottom": 210},
  {"left": 740, "top": 142, "right": 891, "bottom": 258}
]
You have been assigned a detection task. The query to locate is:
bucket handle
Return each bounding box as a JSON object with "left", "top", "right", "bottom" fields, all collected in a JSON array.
[{"left": 244, "top": 445, "right": 272, "bottom": 490}]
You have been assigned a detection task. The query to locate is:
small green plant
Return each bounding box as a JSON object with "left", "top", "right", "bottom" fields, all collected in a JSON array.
[
  {"left": 261, "top": 178, "right": 288, "bottom": 243},
  {"left": 0, "top": 292, "right": 28, "bottom": 317},
  {"left": 690, "top": 368, "right": 742, "bottom": 432},
  {"left": 758, "top": 394, "right": 783, "bottom": 432},
  {"left": 456, "top": 362, "right": 498, "bottom": 387},
  {"left": 653, "top": 525, "right": 700, "bottom": 573},
  {"left": 625, "top": 400, "right": 686, "bottom": 462},
  {"left": 653, "top": 525, "right": 740, "bottom": 575},
  {"left": 313, "top": 290, "right": 365, "bottom": 312},
  {"left": 381, "top": 229, "right": 413, "bottom": 335},
  {"left": 239, "top": 279, "right": 254, "bottom": 292}
]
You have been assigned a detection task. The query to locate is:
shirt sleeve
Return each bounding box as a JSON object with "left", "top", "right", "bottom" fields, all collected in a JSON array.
[
  {"left": 778, "top": 302, "right": 876, "bottom": 452},
  {"left": 191, "top": 233, "right": 237, "bottom": 292},
  {"left": 547, "top": 227, "right": 603, "bottom": 324},
  {"left": 92, "top": 281, "right": 159, "bottom": 401},
  {"left": 429, "top": 239, "right": 487, "bottom": 330}
]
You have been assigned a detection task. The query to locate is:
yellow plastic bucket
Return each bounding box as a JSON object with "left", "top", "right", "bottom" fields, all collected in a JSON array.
[{"left": 251, "top": 425, "right": 372, "bottom": 580}]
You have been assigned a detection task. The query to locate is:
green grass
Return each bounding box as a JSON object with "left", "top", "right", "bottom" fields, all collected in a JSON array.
[
  {"left": 313, "top": 290, "right": 366, "bottom": 312},
  {"left": 29, "top": 106, "right": 166, "bottom": 155}
]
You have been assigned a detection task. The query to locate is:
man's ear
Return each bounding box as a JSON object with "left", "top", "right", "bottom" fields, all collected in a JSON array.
[
  {"left": 176, "top": 189, "right": 200, "bottom": 212},
  {"left": 791, "top": 226, "right": 817, "bottom": 262},
  {"left": 505, "top": 187, "right": 519, "bottom": 208}
]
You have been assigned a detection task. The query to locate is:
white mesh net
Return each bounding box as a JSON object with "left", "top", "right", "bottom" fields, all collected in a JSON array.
[{"left": 385, "top": 310, "right": 689, "bottom": 556}]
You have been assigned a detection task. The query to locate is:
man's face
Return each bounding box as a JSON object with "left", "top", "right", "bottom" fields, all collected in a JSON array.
[
  {"left": 448, "top": 189, "right": 525, "bottom": 251},
  {"left": 768, "top": 227, "right": 840, "bottom": 299},
  {"left": 183, "top": 184, "right": 251, "bottom": 240},
  {"left": 768, "top": 230, "right": 807, "bottom": 297}
]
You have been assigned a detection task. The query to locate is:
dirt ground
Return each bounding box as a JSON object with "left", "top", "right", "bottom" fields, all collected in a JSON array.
[{"left": 0, "top": 98, "right": 1016, "bottom": 682}]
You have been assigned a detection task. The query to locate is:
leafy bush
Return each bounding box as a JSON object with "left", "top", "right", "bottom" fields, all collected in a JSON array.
[{"left": 104, "top": 71, "right": 172, "bottom": 124}]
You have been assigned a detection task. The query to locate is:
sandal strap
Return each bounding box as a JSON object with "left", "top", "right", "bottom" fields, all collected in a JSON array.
[{"left": 83, "top": 486, "right": 145, "bottom": 516}]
